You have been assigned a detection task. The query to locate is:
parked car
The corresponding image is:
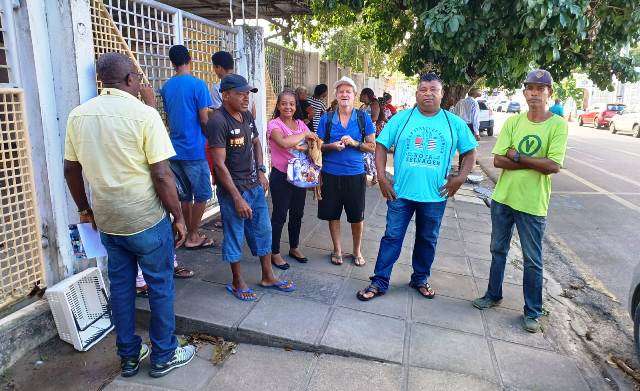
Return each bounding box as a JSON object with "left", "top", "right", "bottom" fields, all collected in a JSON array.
[
  {"left": 578, "top": 103, "right": 625, "bottom": 128},
  {"left": 628, "top": 262, "right": 640, "bottom": 360},
  {"left": 478, "top": 100, "right": 494, "bottom": 136},
  {"left": 609, "top": 104, "right": 640, "bottom": 138},
  {"left": 494, "top": 100, "right": 509, "bottom": 112},
  {"left": 506, "top": 101, "right": 521, "bottom": 113}
]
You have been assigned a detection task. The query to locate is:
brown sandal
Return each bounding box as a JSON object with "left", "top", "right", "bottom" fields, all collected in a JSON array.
[
  {"left": 352, "top": 255, "right": 366, "bottom": 267},
  {"left": 330, "top": 253, "right": 343, "bottom": 265},
  {"left": 357, "top": 285, "right": 385, "bottom": 301},
  {"left": 411, "top": 283, "right": 435, "bottom": 299}
]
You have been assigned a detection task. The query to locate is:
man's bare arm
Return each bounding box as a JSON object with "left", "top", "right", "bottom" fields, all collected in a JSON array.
[
  {"left": 358, "top": 134, "right": 376, "bottom": 153},
  {"left": 63, "top": 160, "right": 90, "bottom": 211},
  {"left": 149, "top": 160, "right": 183, "bottom": 220},
  {"left": 494, "top": 150, "right": 560, "bottom": 175}
]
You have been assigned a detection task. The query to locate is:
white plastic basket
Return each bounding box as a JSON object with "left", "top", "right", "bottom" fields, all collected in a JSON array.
[{"left": 45, "top": 267, "right": 114, "bottom": 351}]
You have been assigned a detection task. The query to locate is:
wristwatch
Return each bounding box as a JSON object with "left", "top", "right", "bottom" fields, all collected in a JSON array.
[
  {"left": 78, "top": 208, "right": 93, "bottom": 216},
  {"left": 256, "top": 164, "right": 267, "bottom": 173},
  {"left": 513, "top": 151, "right": 521, "bottom": 162}
]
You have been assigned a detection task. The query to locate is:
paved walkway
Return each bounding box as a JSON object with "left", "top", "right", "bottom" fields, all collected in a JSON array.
[{"left": 113, "top": 177, "right": 589, "bottom": 390}]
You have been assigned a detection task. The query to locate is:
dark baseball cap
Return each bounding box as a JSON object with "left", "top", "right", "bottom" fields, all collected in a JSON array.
[
  {"left": 524, "top": 69, "right": 553, "bottom": 86},
  {"left": 220, "top": 74, "right": 258, "bottom": 93}
]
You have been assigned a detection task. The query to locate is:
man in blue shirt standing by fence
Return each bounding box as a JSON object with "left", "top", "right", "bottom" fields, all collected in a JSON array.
[
  {"left": 357, "top": 73, "right": 478, "bottom": 301},
  {"left": 161, "top": 45, "right": 215, "bottom": 252}
]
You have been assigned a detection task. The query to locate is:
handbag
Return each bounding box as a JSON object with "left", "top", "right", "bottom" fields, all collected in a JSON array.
[
  {"left": 363, "top": 151, "right": 376, "bottom": 176},
  {"left": 287, "top": 151, "right": 321, "bottom": 188}
]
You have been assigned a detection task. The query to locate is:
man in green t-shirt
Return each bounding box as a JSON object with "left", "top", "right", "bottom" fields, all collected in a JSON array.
[{"left": 472, "top": 69, "right": 568, "bottom": 333}]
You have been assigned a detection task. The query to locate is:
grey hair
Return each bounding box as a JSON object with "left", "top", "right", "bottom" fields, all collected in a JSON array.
[{"left": 96, "top": 52, "right": 136, "bottom": 83}]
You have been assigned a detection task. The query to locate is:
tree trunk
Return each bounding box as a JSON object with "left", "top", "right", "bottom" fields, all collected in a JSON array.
[{"left": 442, "top": 85, "right": 469, "bottom": 109}]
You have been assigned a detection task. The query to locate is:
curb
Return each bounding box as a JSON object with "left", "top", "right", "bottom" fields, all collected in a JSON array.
[{"left": 135, "top": 307, "right": 399, "bottom": 365}]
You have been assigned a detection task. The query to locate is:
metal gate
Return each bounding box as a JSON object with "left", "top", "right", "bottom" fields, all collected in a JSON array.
[
  {"left": 89, "top": 0, "right": 238, "bottom": 209},
  {"left": 265, "top": 42, "right": 305, "bottom": 93}
]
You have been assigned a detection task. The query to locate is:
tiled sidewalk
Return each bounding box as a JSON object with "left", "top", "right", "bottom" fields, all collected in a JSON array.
[{"left": 115, "top": 183, "right": 589, "bottom": 391}]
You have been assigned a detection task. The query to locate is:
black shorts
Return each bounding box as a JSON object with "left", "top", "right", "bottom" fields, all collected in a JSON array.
[{"left": 318, "top": 172, "right": 366, "bottom": 223}]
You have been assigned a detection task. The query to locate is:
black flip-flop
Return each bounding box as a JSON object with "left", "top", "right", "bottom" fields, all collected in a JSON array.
[
  {"left": 410, "top": 282, "right": 435, "bottom": 299},
  {"left": 356, "top": 285, "right": 385, "bottom": 301},
  {"left": 271, "top": 261, "right": 290, "bottom": 270},
  {"left": 288, "top": 252, "right": 308, "bottom": 263}
]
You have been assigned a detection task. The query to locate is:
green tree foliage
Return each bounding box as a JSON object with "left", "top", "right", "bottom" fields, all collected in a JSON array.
[
  {"left": 553, "top": 76, "right": 584, "bottom": 104},
  {"left": 286, "top": 0, "right": 640, "bottom": 91},
  {"left": 320, "top": 25, "right": 399, "bottom": 76}
]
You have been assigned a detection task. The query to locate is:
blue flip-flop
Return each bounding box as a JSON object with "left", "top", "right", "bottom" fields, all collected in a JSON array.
[
  {"left": 226, "top": 284, "right": 257, "bottom": 301},
  {"left": 258, "top": 280, "right": 296, "bottom": 292}
]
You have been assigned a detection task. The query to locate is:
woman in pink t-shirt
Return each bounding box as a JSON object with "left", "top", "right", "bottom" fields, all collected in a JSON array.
[{"left": 268, "top": 90, "right": 312, "bottom": 270}]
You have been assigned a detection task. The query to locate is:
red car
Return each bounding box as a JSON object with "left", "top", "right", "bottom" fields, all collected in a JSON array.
[{"left": 578, "top": 103, "right": 626, "bottom": 128}]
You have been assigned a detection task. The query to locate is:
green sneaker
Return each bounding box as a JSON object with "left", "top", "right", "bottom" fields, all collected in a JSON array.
[
  {"left": 120, "top": 343, "right": 150, "bottom": 377},
  {"left": 522, "top": 316, "right": 541, "bottom": 333},
  {"left": 472, "top": 296, "right": 502, "bottom": 310},
  {"left": 149, "top": 344, "right": 196, "bottom": 378}
]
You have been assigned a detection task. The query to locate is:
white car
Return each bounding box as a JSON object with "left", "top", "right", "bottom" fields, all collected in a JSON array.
[
  {"left": 478, "top": 100, "right": 494, "bottom": 136},
  {"left": 609, "top": 104, "right": 640, "bottom": 138},
  {"left": 493, "top": 100, "right": 509, "bottom": 112}
]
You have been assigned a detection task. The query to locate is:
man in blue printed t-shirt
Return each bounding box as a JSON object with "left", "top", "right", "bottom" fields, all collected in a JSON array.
[
  {"left": 317, "top": 76, "right": 376, "bottom": 268},
  {"left": 161, "top": 45, "right": 215, "bottom": 251},
  {"left": 357, "top": 73, "right": 478, "bottom": 301}
]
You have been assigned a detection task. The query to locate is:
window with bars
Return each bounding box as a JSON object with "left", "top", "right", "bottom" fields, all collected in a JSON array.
[{"left": 0, "top": 89, "right": 45, "bottom": 310}]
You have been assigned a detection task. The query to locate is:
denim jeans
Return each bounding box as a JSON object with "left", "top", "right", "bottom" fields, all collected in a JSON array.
[
  {"left": 218, "top": 185, "right": 272, "bottom": 262},
  {"left": 100, "top": 216, "right": 177, "bottom": 364},
  {"left": 485, "top": 200, "right": 547, "bottom": 319},
  {"left": 370, "top": 198, "right": 447, "bottom": 292},
  {"left": 269, "top": 168, "right": 306, "bottom": 254},
  {"left": 170, "top": 159, "right": 213, "bottom": 202}
]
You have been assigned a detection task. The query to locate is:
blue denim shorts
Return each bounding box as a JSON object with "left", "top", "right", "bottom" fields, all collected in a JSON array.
[
  {"left": 169, "top": 159, "right": 213, "bottom": 202},
  {"left": 218, "top": 185, "right": 272, "bottom": 262}
]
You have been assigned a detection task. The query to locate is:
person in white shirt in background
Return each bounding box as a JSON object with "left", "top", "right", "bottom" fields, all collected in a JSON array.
[{"left": 453, "top": 88, "right": 481, "bottom": 170}]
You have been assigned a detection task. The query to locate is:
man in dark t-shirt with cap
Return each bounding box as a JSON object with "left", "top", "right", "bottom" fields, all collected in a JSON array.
[{"left": 207, "top": 74, "right": 296, "bottom": 301}]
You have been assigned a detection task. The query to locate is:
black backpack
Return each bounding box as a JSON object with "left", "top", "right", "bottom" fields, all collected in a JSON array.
[{"left": 323, "top": 109, "right": 366, "bottom": 144}]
